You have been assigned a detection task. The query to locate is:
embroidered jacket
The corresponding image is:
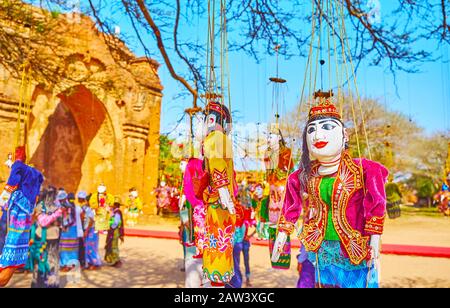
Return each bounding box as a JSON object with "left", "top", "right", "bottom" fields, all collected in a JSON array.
[{"left": 278, "top": 152, "right": 388, "bottom": 265}]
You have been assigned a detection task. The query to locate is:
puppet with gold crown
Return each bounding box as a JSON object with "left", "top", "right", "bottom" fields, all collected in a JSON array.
[
  {"left": 200, "top": 101, "right": 237, "bottom": 287},
  {"left": 271, "top": 96, "right": 388, "bottom": 288}
]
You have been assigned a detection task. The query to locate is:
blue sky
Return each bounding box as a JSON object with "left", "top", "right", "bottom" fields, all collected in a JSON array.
[
  {"left": 61, "top": 1, "right": 450, "bottom": 137},
  {"left": 148, "top": 3, "right": 450, "bottom": 137}
]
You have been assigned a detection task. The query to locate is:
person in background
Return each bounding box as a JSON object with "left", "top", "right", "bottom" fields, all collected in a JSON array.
[
  {"left": 30, "top": 187, "right": 63, "bottom": 288},
  {"left": 155, "top": 181, "right": 171, "bottom": 216},
  {"left": 226, "top": 203, "right": 246, "bottom": 288},
  {"left": 242, "top": 201, "right": 256, "bottom": 287},
  {"left": 104, "top": 197, "right": 124, "bottom": 268},
  {"left": 59, "top": 191, "right": 79, "bottom": 272},
  {"left": 0, "top": 146, "right": 43, "bottom": 287},
  {"left": 74, "top": 193, "right": 85, "bottom": 268},
  {"left": 79, "top": 191, "right": 102, "bottom": 270}
]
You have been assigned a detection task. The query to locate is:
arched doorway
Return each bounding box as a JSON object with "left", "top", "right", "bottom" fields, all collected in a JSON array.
[{"left": 30, "top": 85, "right": 107, "bottom": 192}]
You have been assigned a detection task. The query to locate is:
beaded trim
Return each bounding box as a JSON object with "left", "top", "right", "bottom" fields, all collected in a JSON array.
[
  {"left": 331, "top": 153, "right": 369, "bottom": 265},
  {"left": 278, "top": 215, "right": 295, "bottom": 234},
  {"left": 212, "top": 169, "right": 230, "bottom": 188},
  {"left": 300, "top": 152, "right": 370, "bottom": 265},
  {"left": 364, "top": 214, "right": 386, "bottom": 235}
]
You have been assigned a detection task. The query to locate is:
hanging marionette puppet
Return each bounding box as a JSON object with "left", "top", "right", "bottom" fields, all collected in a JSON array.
[
  {"left": 264, "top": 125, "right": 294, "bottom": 269},
  {"left": 272, "top": 98, "right": 388, "bottom": 288},
  {"left": 89, "top": 183, "right": 114, "bottom": 233},
  {"left": 125, "top": 188, "right": 143, "bottom": 227},
  {"left": 200, "top": 101, "right": 237, "bottom": 287},
  {"left": 0, "top": 146, "right": 43, "bottom": 287},
  {"left": 250, "top": 182, "right": 269, "bottom": 240},
  {"left": 179, "top": 119, "right": 215, "bottom": 287}
]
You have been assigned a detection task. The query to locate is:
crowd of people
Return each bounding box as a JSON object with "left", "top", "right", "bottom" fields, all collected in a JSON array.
[
  {"left": 20, "top": 184, "right": 130, "bottom": 288},
  {"left": 0, "top": 148, "right": 144, "bottom": 288}
]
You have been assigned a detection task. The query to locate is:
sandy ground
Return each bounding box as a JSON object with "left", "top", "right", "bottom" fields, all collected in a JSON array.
[{"left": 6, "top": 213, "right": 450, "bottom": 288}]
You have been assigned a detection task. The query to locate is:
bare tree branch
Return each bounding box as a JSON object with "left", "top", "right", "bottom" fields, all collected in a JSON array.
[{"left": 136, "top": 0, "right": 199, "bottom": 107}]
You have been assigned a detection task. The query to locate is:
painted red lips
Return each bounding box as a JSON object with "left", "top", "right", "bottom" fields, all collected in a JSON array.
[{"left": 314, "top": 141, "right": 328, "bottom": 149}]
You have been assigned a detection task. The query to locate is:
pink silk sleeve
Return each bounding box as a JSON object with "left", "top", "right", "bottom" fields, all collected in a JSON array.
[
  {"left": 183, "top": 159, "right": 204, "bottom": 207},
  {"left": 38, "top": 208, "right": 62, "bottom": 228},
  {"left": 361, "top": 159, "right": 389, "bottom": 235},
  {"left": 279, "top": 170, "right": 304, "bottom": 233}
]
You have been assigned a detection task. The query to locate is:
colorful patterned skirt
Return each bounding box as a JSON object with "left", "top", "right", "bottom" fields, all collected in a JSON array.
[
  {"left": 192, "top": 203, "right": 206, "bottom": 256},
  {"left": 269, "top": 226, "right": 291, "bottom": 269},
  {"left": 59, "top": 225, "right": 79, "bottom": 267},
  {"left": 85, "top": 227, "right": 102, "bottom": 267},
  {"left": 105, "top": 228, "right": 120, "bottom": 265},
  {"left": 307, "top": 240, "right": 379, "bottom": 288},
  {"left": 203, "top": 203, "right": 236, "bottom": 285},
  {"left": 0, "top": 190, "right": 34, "bottom": 269},
  {"left": 31, "top": 238, "right": 60, "bottom": 288}
]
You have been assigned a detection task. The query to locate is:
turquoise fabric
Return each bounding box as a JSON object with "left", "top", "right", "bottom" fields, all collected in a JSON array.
[{"left": 307, "top": 241, "right": 378, "bottom": 288}]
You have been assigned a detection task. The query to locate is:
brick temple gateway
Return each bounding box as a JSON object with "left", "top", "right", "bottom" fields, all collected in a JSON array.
[{"left": 0, "top": 4, "right": 163, "bottom": 211}]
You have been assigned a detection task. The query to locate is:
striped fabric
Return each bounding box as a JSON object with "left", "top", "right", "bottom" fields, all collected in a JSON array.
[
  {"left": 0, "top": 190, "right": 34, "bottom": 269},
  {"left": 59, "top": 225, "right": 79, "bottom": 267}
]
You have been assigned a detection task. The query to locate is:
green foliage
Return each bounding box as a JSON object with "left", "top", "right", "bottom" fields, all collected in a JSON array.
[
  {"left": 407, "top": 175, "right": 438, "bottom": 199},
  {"left": 158, "top": 135, "right": 182, "bottom": 186},
  {"left": 51, "top": 10, "right": 60, "bottom": 19}
]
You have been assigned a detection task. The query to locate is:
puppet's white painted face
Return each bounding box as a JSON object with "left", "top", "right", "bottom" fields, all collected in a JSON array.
[
  {"left": 268, "top": 132, "right": 281, "bottom": 151},
  {"left": 180, "top": 160, "right": 188, "bottom": 173},
  {"left": 255, "top": 186, "right": 263, "bottom": 199},
  {"left": 306, "top": 118, "right": 346, "bottom": 162},
  {"left": 203, "top": 114, "right": 218, "bottom": 137},
  {"left": 97, "top": 184, "right": 106, "bottom": 194},
  {"left": 130, "top": 190, "right": 138, "bottom": 199}
]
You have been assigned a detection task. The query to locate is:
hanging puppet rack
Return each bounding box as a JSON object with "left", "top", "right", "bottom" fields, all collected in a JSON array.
[
  {"left": 204, "top": 0, "right": 231, "bottom": 112},
  {"left": 295, "top": 0, "right": 373, "bottom": 161}
]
